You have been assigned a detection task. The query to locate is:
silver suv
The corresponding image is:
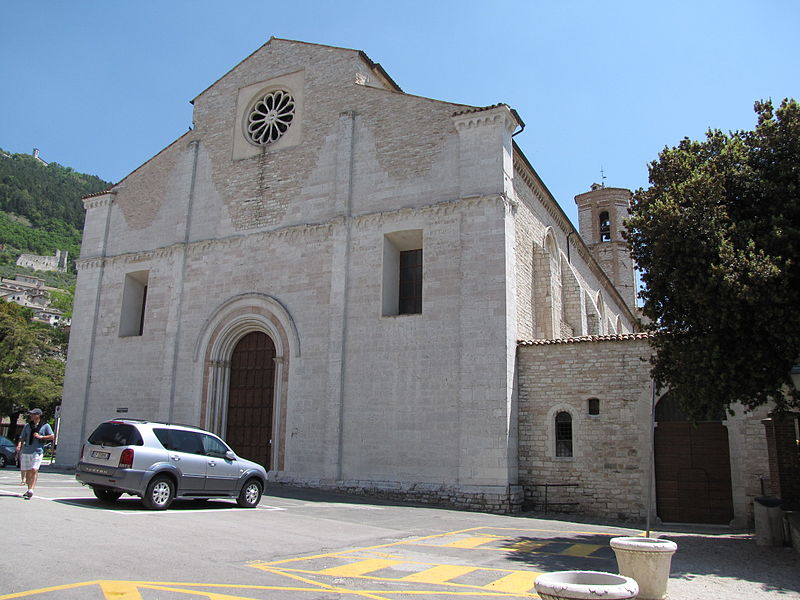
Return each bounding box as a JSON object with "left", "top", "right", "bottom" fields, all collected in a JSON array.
[{"left": 76, "top": 419, "right": 267, "bottom": 510}]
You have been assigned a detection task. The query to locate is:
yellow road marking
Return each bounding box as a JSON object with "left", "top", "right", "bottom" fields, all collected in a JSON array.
[
  {"left": 99, "top": 581, "right": 145, "bottom": 599},
  {"left": 441, "top": 536, "right": 499, "bottom": 549},
  {"left": 483, "top": 571, "right": 541, "bottom": 594},
  {"left": 318, "top": 558, "right": 402, "bottom": 577},
  {"left": 507, "top": 540, "right": 549, "bottom": 552},
  {"left": 562, "top": 543, "right": 603, "bottom": 557},
  {"left": 400, "top": 565, "right": 478, "bottom": 584}
]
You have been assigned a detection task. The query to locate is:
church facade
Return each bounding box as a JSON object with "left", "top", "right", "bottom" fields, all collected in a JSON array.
[{"left": 58, "top": 39, "right": 767, "bottom": 524}]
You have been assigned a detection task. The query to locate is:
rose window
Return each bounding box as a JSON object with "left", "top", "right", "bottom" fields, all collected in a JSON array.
[{"left": 246, "top": 90, "right": 295, "bottom": 145}]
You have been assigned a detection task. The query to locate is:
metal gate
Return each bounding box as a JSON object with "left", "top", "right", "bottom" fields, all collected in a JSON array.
[{"left": 226, "top": 331, "right": 275, "bottom": 468}]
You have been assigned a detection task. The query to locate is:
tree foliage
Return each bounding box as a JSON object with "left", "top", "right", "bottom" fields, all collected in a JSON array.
[
  {"left": 0, "top": 148, "right": 111, "bottom": 276},
  {"left": 0, "top": 300, "right": 65, "bottom": 428},
  {"left": 0, "top": 150, "right": 109, "bottom": 229},
  {"left": 626, "top": 99, "right": 800, "bottom": 418}
]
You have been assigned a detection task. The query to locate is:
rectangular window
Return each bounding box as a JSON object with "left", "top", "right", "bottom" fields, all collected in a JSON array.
[
  {"left": 398, "top": 249, "right": 422, "bottom": 315},
  {"left": 119, "top": 270, "right": 149, "bottom": 337},
  {"left": 382, "top": 230, "right": 423, "bottom": 316},
  {"left": 555, "top": 412, "right": 573, "bottom": 457}
]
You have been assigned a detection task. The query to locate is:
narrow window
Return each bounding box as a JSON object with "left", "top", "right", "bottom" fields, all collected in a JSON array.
[
  {"left": 119, "top": 270, "right": 149, "bottom": 337},
  {"left": 599, "top": 211, "right": 611, "bottom": 242},
  {"left": 588, "top": 398, "right": 600, "bottom": 416},
  {"left": 398, "top": 249, "right": 422, "bottom": 314},
  {"left": 382, "top": 230, "right": 423, "bottom": 316},
  {"left": 555, "top": 411, "right": 573, "bottom": 457}
]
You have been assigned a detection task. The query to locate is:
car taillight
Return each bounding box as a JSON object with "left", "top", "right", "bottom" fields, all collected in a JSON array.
[
  {"left": 80, "top": 445, "right": 85, "bottom": 460},
  {"left": 119, "top": 449, "right": 134, "bottom": 469}
]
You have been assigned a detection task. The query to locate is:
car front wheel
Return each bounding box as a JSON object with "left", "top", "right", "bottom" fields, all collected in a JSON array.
[
  {"left": 0, "top": 454, "right": 7, "bottom": 468},
  {"left": 142, "top": 475, "right": 175, "bottom": 510},
  {"left": 92, "top": 487, "right": 123, "bottom": 502},
  {"left": 237, "top": 478, "right": 263, "bottom": 508}
]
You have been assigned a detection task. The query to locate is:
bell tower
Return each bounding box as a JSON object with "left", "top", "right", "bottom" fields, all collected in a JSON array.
[{"left": 575, "top": 184, "right": 636, "bottom": 312}]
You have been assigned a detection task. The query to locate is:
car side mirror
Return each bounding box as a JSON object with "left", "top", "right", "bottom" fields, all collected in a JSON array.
[{"left": 225, "top": 450, "right": 236, "bottom": 461}]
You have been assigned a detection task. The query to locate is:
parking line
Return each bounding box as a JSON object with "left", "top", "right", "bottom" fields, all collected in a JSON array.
[
  {"left": 562, "top": 543, "right": 604, "bottom": 557},
  {"left": 441, "top": 536, "right": 500, "bottom": 549},
  {"left": 318, "top": 559, "right": 402, "bottom": 577},
  {"left": 483, "top": 571, "right": 542, "bottom": 594},
  {"left": 400, "top": 564, "right": 479, "bottom": 584}
]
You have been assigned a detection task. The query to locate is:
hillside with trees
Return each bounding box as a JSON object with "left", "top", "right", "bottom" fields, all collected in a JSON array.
[{"left": 0, "top": 148, "right": 111, "bottom": 278}]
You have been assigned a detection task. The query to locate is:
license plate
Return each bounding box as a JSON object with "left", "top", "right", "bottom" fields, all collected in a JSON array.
[{"left": 91, "top": 450, "right": 110, "bottom": 460}]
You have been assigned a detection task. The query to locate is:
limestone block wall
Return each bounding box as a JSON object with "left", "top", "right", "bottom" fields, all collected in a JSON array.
[
  {"left": 518, "top": 336, "right": 772, "bottom": 525},
  {"left": 512, "top": 168, "right": 636, "bottom": 341},
  {"left": 518, "top": 336, "right": 654, "bottom": 522},
  {"left": 60, "top": 40, "right": 523, "bottom": 513}
]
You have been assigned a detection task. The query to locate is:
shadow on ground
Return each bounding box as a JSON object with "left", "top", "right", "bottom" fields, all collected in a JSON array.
[{"left": 665, "top": 532, "right": 799, "bottom": 593}]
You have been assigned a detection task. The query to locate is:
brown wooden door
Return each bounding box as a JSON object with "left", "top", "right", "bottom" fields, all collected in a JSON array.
[
  {"left": 226, "top": 331, "right": 275, "bottom": 468},
  {"left": 654, "top": 422, "right": 734, "bottom": 524}
]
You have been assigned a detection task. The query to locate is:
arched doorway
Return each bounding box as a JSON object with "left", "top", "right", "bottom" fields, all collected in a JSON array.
[
  {"left": 654, "top": 394, "right": 734, "bottom": 524},
  {"left": 225, "top": 331, "right": 276, "bottom": 467}
]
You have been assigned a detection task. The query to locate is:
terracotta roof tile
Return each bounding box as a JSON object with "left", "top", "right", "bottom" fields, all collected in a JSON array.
[{"left": 518, "top": 333, "right": 653, "bottom": 346}]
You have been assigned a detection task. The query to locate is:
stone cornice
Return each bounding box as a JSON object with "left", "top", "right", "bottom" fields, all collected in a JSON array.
[
  {"left": 83, "top": 193, "right": 115, "bottom": 210},
  {"left": 452, "top": 105, "right": 518, "bottom": 134},
  {"left": 73, "top": 194, "right": 508, "bottom": 271},
  {"left": 353, "top": 194, "right": 508, "bottom": 229}
]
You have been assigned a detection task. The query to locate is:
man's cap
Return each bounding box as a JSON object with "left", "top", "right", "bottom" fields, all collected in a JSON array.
[{"left": 27, "top": 408, "right": 43, "bottom": 415}]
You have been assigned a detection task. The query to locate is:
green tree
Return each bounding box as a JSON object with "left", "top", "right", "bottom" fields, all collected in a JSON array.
[
  {"left": 49, "top": 283, "right": 75, "bottom": 320},
  {"left": 626, "top": 99, "right": 800, "bottom": 418},
  {"left": 0, "top": 300, "right": 65, "bottom": 439}
]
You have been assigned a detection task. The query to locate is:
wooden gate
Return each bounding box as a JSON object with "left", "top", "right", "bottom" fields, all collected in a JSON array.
[
  {"left": 226, "top": 331, "right": 275, "bottom": 468},
  {"left": 654, "top": 421, "right": 734, "bottom": 524}
]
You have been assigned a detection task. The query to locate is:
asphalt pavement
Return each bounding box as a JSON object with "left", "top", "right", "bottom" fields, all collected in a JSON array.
[{"left": 0, "top": 465, "right": 797, "bottom": 599}]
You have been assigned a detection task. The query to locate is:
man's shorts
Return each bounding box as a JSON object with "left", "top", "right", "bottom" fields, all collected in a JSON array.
[{"left": 19, "top": 452, "right": 43, "bottom": 472}]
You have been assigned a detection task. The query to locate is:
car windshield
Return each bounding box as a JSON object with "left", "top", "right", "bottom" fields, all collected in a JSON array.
[
  {"left": 0, "top": 436, "right": 14, "bottom": 447},
  {"left": 87, "top": 423, "right": 143, "bottom": 447}
]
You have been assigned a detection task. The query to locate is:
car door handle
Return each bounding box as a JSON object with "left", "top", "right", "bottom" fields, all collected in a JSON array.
[
  {"left": 170, "top": 454, "right": 181, "bottom": 461},
  {"left": 207, "top": 460, "right": 217, "bottom": 467}
]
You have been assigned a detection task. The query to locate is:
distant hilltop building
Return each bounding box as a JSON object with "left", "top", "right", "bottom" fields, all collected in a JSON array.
[
  {"left": 16, "top": 249, "right": 69, "bottom": 273},
  {"left": 32, "top": 148, "right": 48, "bottom": 165}
]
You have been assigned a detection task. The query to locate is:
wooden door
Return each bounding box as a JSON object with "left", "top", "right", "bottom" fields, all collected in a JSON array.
[
  {"left": 654, "top": 422, "right": 734, "bottom": 524},
  {"left": 226, "top": 331, "right": 275, "bottom": 468}
]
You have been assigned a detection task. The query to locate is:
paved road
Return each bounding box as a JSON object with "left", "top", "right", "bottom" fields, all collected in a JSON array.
[{"left": 0, "top": 467, "right": 797, "bottom": 599}]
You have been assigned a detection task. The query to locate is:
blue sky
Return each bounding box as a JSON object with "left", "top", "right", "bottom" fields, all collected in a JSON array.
[{"left": 1, "top": 0, "right": 797, "bottom": 226}]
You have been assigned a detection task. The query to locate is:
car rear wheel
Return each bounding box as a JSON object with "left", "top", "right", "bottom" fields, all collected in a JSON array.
[
  {"left": 92, "top": 487, "right": 123, "bottom": 502},
  {"left": 142, "top": 475, "right": 175, "bottom": 510},
  {"left": 237, "top": 478, "right": 262, "bottom": 508}
]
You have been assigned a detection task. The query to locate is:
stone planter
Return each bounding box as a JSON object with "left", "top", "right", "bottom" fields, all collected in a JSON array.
[
  {"left": 533, "top": 570, "right": 639, "bottom": 600},
  {"left": 610, "top": 536, "right": 678, "bottom": 600}
]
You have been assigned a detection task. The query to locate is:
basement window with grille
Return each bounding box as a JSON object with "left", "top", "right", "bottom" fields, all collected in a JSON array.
[{"left": 588, "top": 397, "right": 600, "bottom": 416}]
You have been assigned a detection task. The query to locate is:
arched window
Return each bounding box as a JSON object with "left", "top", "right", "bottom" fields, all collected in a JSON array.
[
  {"left": 599, "top": 211, "right": 611, "bottom": 242},
  {"left": 555, "top": 411, "right": 573, "bottom": 457}
]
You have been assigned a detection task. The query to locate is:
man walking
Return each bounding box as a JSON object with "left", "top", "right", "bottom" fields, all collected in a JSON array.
[{"left": 15, "top": 409, "right": 54, "bottom": 499}]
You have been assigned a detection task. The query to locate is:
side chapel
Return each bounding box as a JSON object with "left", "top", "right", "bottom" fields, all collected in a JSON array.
[{"left": 58, "top": 39, "right": 770, "bottom": 526}]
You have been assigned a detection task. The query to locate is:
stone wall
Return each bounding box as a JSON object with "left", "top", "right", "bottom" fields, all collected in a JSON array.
[
  {"left": 518, "top": 336, "right": 653, "bottom": 522},
  {"left": 518, "top": 336, "right": 773, "bottom": 526}
]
